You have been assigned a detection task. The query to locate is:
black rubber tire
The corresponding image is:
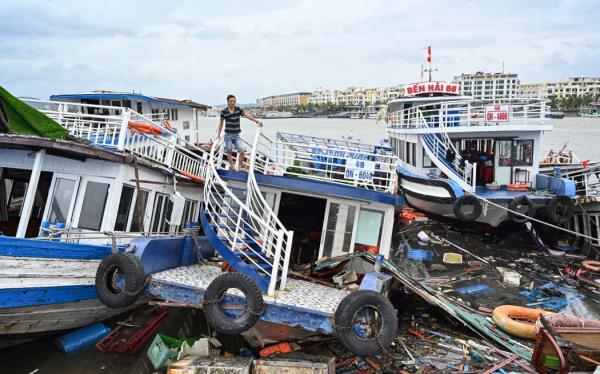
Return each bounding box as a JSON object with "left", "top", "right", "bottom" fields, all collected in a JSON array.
[
  {"left": 95, "top": 252, "right": 145, "bottom": 308},
  {"left": 333, "top": 290, "right": 398, "bottom": 357},
  {"left": 508, "top": 195, "right": 536, "bottom": 223},
  {"left": 453, "top": 194, "right": 482, "bottom": 222},
  {"left": 546, "top": 196, "right": 574, "bottom": 226},
  {"left": 203, "top": 273, "right": 264, "bottom": 335}
]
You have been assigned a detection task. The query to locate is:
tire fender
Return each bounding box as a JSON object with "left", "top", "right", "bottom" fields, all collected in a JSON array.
[
  {"left": 453, "top": 194, "right": 482, "bottom": 222},
  {"left": 508, "top": 195, "right": 536, "bottom": 223},
  {"left": 333, "top": 290, "right": 398, "bottom": 356},
  {"left": 95, "top": 252, "right": 145, "bottom": 309},
  {"left": 203, "top": 273, "right": 264, "bottom": 335},
  {"left": 545, "top": 196, "right": 574, "bottom": 226}
]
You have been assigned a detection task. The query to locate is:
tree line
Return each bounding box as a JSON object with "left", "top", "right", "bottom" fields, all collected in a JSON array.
[{"left": 548, "top": 93, "right": 600, "bottom": 110}]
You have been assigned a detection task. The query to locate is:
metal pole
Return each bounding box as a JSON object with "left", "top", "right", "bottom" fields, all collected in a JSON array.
[{"left": 16, "top": 150, "right": 46, "bottom": 238}]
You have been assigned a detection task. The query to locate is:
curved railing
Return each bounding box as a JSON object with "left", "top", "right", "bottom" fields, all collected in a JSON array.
[{"left": 202, "top": 130, "right": 292, "bottom": 296}]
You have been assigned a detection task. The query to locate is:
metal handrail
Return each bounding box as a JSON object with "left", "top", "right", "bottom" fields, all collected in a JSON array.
[
  {"left": 23, "top": 99, "right": 210, "bottom": 182},
  {"left": 204, "top": 130, "right": 289, "bottom": 296},
  {"left": 388, "top": 98, "right": 548, "bottom": 129},
  {"left": 252, "top": 132, "right": 398, "bottom": 193}
]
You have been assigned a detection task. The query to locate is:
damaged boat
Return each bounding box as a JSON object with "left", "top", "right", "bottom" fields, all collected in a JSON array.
[
  {"left": 386, "top": 80, "right": 577, "bottom": 228},
  {"left": 0, "top": 87, "right": 205, "bottom": 347}
]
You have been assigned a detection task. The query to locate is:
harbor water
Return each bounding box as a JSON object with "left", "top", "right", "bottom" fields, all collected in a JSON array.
[{"left": 196, "top": 116, "right": 600, "bottom": 161}]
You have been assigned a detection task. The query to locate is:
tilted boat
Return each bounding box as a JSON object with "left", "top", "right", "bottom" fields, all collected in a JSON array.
[
  {"left": 385, "top": 80, "right": 577, "bottom": 228},
  {"left": 0, "top": 87, "right": 206, "bottom": 347}
]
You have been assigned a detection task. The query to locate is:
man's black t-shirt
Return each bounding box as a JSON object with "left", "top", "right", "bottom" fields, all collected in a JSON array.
[{"left": 220, "top": 106, "right": 245, "bottom": 134}]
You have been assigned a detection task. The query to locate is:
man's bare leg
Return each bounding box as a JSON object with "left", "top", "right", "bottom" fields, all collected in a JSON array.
[
  {"left": 238, "top": 149, "right": 245, "bottom": 170},
  {"left": 227, "top": 152, "right": 236, "bottom": 170}
]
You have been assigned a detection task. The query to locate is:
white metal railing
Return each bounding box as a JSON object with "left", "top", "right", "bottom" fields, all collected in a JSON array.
[
  {"left": 250, "top": 132, "right": 398, "bottom": 193},
  {"left": 24, "top": 99, "right": 209, "bottom": 183},
  {"left": 388, "top": 98, "right": 548, "bottom": 129},
  {"left": 203, "top": 130, "right": 292, "bottom": 296},
  {"left": 416, "top": 110, "right": 476, "bottom": 192}
]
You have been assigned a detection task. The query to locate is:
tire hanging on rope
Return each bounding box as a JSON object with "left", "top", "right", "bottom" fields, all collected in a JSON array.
[
  {"left": 95, "top": 252, "right": 145, "bottom": 308},
  {"left": 333, "top": 290, "right": 398, "bottom": 356},
  {"left": 203, "top": 272, "right": 264, "bottom": 335}
]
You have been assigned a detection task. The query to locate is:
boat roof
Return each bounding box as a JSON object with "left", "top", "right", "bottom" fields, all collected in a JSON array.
[{"left": 50, "top": 91, "right": 210, "bottom": 109}]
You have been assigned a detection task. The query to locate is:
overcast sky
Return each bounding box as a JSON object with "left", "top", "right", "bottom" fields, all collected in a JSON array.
[{"left": 1, "top": 0, "right": 598, "bottom": 105}]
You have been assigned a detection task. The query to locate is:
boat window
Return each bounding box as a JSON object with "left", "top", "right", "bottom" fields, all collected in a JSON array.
[
  {"left": 513, "top": 140, "right": 533, "bottom": 166},
  {"left": 180, "top": 199, "right": 198, "bottom": 227},
  {"left": 322, "top": 203, "right": 356, "bottom": 258},
  {"left": 497, "top": 140, "right": 533, "bottom": 167},
  {"left": 129, "top": 189, "right": 149, "bottom": 232},
  {"left": 497, "top": 140, "right": 512, "bottom": 167},
  {"left": 151, "top": 193, "right": 168, "bottom": 233},
  {"left": 78, "top": 181, "right": 110, "bottom": 231},
  {"left": 354, "top": 209, "right": 383, "bottom": 252},
  {"left": 423, "top": 147, "right": 432, "bottom": 167},
  {"left": 48, "top": 178, "right": 76, "bottom": 224},
  {"left": 7, "top": 180, "right": 27, "bottom": 219},
  {"left": 114, "top": 185, "right": 135, "bottom": 231},
  {"left": 136, "top": 102, "right": 143, "bottom": 113},
  {"left": 161, "top": 199, "right": 174, "bottom": 233}
]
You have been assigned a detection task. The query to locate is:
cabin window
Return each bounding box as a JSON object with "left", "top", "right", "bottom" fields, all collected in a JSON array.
[
  {"left": 136, "top": 102, "right": 143, "bottom": 113},
  {"left": 423, "top": 147, "right": 432, "bottom": 167},
  {"left": 411, "top": 143, "right": 417, "bottom": 166},
  {"left": 354, "top": 209, "right": 383, "bottom": 252},
  {"left": 171, "top": 109, "right": 179, "bottom": 121},
  {"left": 180, "top": 199, "right": 198, "bottom": 227},
  {"left": 183, "top": 121, "right": 190, "bottom": 130},
  {"left": 78, "top": 181, "right": 110, "bottom": 231},
  {"left": 322, "top": 203, "right": 356, "bottom": 258},
  {"left": 513, "top": 140, "right": 533, "bottom": 166},
  {"left": 7, "top": 180, "right": 27, "bottom": 219},
  {"left": 129, "top": 189, "right": 149, "bottom": 232},
  {"left": 498, "top": 140, "right": 533, "bottom": 167},
  {"left": 185, "top": 135, "right": 190, "bottom": 142},
  {"left": 151, "top": 193, "right": 173, "bottom": 233},
  {"left": 114, "top": 185, "right": 135, "bottom": 231},
  {"left": 123, "top": 100, "right": 132, "bottom": 109},
  {"left": 48, "top": 178, "right": 76, "bottom": 224}
]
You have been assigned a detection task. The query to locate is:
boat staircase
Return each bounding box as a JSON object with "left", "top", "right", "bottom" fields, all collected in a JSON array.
[
  {"left": 412, "top": 108, "right": 474, "bottom": 192},
  {"left": 26, "top": 99, "right": 292, "bottom": 296},
  {"left": 200, "top": 128, "right": 293, "bottom": 296}
]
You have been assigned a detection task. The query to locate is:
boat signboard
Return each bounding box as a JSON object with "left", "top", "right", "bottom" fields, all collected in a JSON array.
[
  {"left": 345, "top": 158, "right": 376, "bottom": 181},
  {"left": 485, "top": 105, "right": 511, "bottom": 122}
]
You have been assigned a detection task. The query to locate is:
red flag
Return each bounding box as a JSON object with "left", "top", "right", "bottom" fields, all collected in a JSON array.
[{"left": 426, "top": 46, "right": 432, "bottom": 63}]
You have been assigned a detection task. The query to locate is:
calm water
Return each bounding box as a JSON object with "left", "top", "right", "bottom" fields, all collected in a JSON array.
[{"left": 197, "top": 116, "right": 600, "bottom": 161}]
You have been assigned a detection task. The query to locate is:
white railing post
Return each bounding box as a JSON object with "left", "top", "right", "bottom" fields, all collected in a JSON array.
[
  {"left": 268, "top": 230, "right": 285, "bottom": 297},
  {"left": 279, "top": 231, "right": 293, "bottom": 291},
  {"left": 471, "top": 162, "right": 477, "bottom": 192},
  {"left": 117, "top": 109, "right": 131, "bottom": 151},
  {"left": 524, "top": 105, "right": 528, "bottom": 125}
]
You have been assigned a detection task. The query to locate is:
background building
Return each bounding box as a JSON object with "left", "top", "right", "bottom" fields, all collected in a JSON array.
[
  {"left": 307, "top": 85, "right": 402, "bottom": 106},
  {"left": 453, "top": 72, "right": 520, "bottom": 100},
  {"left": 257, "top": 92, "right": 311, "bottom": 109},
  {"left": 520, "top": 77, "right": 600, "bottom": 98},
  {"left": 51, "top": 91, "right": 210, "bottom": 143}
]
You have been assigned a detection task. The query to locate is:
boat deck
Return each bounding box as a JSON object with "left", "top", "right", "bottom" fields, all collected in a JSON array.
[
  {"left": 475, "top": 186, "right": 555, "bottom": 200},
  {"left": 147, "top": 264, "right": 349, "bottom": 333}
]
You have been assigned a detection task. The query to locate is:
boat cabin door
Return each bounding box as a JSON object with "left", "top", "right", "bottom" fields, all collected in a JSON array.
[{"left": 318, "top": 200, "right": 359, "bottom": 259}]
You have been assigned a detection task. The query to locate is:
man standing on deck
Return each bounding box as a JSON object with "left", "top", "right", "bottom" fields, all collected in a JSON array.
[{"left": 217, "top": 94, "right": 263, "bottom": 171}]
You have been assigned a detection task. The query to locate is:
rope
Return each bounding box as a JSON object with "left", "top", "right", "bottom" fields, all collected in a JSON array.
[{"left": 466, "top": 191, "right": 598, "bottom": 241}]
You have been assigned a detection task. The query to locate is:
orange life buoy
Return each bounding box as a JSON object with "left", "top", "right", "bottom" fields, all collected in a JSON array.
[
  {"left": 492, "top": 305, "right": 553, "bottom": 340},
  {"left": 128, "top": 121, "right": 163, "bottom": 135},
  {"left": 507, "top": 183, "right": 528, "bottom": 191},
  {"left": 162, "top": 120, "right": 173, "bottom": 131},
  {"left": 582, "top": 260, "right": 600, "bottom": 272}
]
